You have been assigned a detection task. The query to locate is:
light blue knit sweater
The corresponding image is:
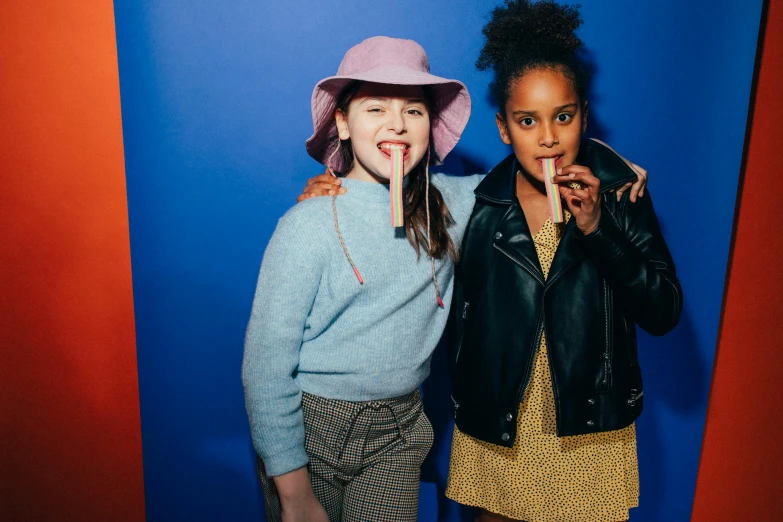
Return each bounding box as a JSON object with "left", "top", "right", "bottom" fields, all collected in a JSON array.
[{"left": 242, "top": 173, "right": 482, "bottom": 476}]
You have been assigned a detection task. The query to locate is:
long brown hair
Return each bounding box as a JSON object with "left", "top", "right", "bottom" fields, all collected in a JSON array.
[{"left": 332, "top": 81, "right": 458, "bottom": 261}]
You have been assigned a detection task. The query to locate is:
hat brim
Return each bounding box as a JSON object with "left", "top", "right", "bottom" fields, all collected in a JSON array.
[{"left": 305, "top": 66, "right": 471, "bottom": 173}]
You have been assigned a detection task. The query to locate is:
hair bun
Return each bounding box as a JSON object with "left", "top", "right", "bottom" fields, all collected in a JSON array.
[{"left": 477, "top": 0, "right": 586, "bottom": 108}]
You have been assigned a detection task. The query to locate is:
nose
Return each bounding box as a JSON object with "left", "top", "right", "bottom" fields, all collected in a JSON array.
[
  {"left": 540, "top": 121, "right": 558, "bottom": 148},
  {"left": 388, "top": 110, "right": 406, "bottom": 134}
]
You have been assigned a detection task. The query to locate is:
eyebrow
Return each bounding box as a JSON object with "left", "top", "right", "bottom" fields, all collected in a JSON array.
[
  {"left": 360, "top": 97, "right": 426, "bottom": 104},
  {"left": 511, "top": 103, "right": 579, "bottom": 116}
]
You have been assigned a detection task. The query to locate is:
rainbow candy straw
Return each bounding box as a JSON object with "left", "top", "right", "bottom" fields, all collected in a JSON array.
[
  {"left": 542, "top": 157, "right": 564, "bottom": 223},
  {"left": 390, "top": 145, "right": 405, "bottom": 227}
]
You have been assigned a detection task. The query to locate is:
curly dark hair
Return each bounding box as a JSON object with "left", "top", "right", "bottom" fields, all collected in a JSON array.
[{"left": 477, "top": 0, "right": 587, "bottom": 112}]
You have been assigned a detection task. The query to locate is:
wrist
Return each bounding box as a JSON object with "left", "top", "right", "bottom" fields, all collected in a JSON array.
[
  {"left": 579, "top": 213, "right": 601, "bottom": 235},
  {"left": 273, "top": 467, "right": 315, "bottom": 502}
]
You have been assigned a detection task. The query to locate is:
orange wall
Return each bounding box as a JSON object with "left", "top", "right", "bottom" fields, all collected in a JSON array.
[
  {"left": 692, "top": 1, "right": 783, "bottom": 519},
  {"left": 0, "top": 3, "right": 145, "bottom": 521}
]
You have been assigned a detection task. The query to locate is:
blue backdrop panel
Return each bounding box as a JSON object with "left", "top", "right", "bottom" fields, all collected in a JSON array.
[{"left": 114, "top": 1, "right": 762, "bottom": 520}]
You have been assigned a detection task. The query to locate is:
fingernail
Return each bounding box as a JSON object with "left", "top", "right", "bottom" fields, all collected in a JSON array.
[
  {"left": 556, "top": 168, "right": 562, "bottom": 175},
  {"left": 569, "top": 173, "right": 575, "bottom": 179},
  {"left": 340, "top": 188, "right": 346, "bottom": 194},
  {"left": 328, "top": 189, "right": 335, "bottom": 195},
  {"left": 335, "top": 179, "right": 342, "bottom": 184}
]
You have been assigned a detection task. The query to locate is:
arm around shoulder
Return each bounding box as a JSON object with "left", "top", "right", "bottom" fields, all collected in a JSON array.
[{"left": 576, "top": 189, "right": 683, "bottom": 336}]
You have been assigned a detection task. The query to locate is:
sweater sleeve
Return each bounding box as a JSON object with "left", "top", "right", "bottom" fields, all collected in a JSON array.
[{"left": 241, "top": 204, "right": 326, "bottom": 476}]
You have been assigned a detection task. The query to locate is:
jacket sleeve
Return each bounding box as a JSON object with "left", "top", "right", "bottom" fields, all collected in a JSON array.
[
  {"left": 576, "top": 190, "right": 683, "bottom": 336},
  {"left": 241, "top": 206, "right": 325, "bottom": 476}
]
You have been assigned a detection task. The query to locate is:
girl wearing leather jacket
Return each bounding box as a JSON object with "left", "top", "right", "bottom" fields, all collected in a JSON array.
[
  {"left": 297, "top": 3, "right": 672, "bottom": 521},
  {"left": 444, "top": 2, "right": 682, "bottom": 521}
]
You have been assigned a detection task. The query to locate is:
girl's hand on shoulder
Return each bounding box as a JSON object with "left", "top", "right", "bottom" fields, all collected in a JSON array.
[
  {"left": 553, "top": 165, "right": 602, "bottom": 235},
  {"left": 296, "top": 169, "right": 346, "bottom": 203},
  {"left": 612, "top": 160, "right": 647, "bottom": 202},
  {"left": 589, "top": 138, "right": 648, "bottom": 202}
]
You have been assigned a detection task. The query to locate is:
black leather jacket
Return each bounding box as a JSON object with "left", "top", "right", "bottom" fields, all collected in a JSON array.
[{"left": 448, "top": 140, "right": 683, "bottom": 447}]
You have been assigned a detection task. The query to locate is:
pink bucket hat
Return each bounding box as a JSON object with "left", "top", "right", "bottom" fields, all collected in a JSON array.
[{"left": 305, "top": 36, "right": 471, "bottom": 173}]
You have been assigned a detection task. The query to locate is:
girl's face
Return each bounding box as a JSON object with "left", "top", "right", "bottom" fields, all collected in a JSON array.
[
  {"left": 496, "top": 67, "right": 587, "bottom": 183},
  {"left": 335, "top": 83, "right": 430, "bottom": 183}
]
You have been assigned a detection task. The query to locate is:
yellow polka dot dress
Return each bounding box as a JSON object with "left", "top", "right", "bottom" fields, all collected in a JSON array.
[{"left": 446, "top": 212, "right": 639, "bottom": 522}]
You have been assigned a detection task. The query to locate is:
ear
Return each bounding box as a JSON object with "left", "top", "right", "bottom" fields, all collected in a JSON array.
[
  {"left": 496, "top": 112, "right": 511, "bottom": 145},
  {"left": 335, "top": 109, "right": 350, "bottom": 140},
  {"left": 581, "top": 100, "right": 588, "bottom": 134}
]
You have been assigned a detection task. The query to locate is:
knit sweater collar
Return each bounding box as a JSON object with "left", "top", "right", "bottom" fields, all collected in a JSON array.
[{"left": 340, "top": 177, "right": 410, "bottom": 204}]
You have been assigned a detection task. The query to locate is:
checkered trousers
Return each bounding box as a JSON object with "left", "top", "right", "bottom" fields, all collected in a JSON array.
[{"left": 259, "top": 389, "right": 434, "bottom": 522}]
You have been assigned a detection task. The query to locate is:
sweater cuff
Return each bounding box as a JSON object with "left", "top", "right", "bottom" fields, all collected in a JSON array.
[{"left": 261, "top": 445, "right": 310, "bottom": 477}]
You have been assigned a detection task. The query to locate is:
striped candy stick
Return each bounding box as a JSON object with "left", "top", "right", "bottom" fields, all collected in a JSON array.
[
  {"left": 390, "top": 145, "right": 405, "bottom": 227},
  {"left": 542, "top": 157, "right": 565, "bottom": 223}
]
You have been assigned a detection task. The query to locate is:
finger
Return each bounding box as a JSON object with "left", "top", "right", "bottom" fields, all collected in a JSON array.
[
  {"left": 554, "top": 165, "right": 599, "bottom": 189},
  {"left": 556, "top": 164, "right": 592, "bottom": 176},
  {"left": 568, "top": 187, "right": 595, "bottom": 203},
  {"left": 630, "top": 181, "right": 641, "bottom": 202},
  {"left": 557, "top": 185, "right": 595, "bottom": 205},
  {"left": 630, "top": 162, "right": 648, "bottom": 180},
  {"left": 305, "top": 182, "right": 346, "bottom": 196},
  {"left": 562, "top": 193, "right": 584, "bottom": 215},
  {"left": 307, "top": 173, "right": 339, "bottom": 186},
  {"left": 553, "top": 171, "right": 600, "bottom": 193},
  {"left": 614, "top": 181, "right": 633, "bottom": 202}
]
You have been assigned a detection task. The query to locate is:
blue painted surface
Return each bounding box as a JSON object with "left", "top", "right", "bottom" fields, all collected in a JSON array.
[{"left": 113, "top": 1, "right": 763, "bottom": 520}]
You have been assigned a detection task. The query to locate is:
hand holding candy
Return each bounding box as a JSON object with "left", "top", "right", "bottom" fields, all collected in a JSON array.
[{"left": 552, "top": 165, "right": 602, "bottom": 235}]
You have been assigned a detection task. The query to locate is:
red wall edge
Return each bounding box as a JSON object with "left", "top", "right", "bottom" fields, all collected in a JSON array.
[
  {"left": 692, "top": 1, "right": 783, "bottom": 519},
  {"left": 0, "top": 3, "right": 145, "bottom": 520}
]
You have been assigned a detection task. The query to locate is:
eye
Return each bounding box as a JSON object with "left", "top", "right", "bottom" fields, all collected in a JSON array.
[
  {"left": 519, "top": 117, "right": 536, "bottom": 127},
  {"left": 367, "top": 107, "right": 383, "bottom": 113},
  {"left": 556, "top": 113, "right": 573, "bottom": 123},
  {"left": 406, "top": 108, "right": 424, "bottom": 116}
]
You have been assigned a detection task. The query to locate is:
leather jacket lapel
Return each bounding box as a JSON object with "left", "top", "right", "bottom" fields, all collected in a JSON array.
[
  {"left": 546, "top": 219, "right": 586, "bottom": 287},
  {"left": 493, "top": 204, "right": 545, "bottom": 286}
]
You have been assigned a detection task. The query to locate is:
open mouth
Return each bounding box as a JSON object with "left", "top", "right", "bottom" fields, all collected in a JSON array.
[
  {"left": 378, "top": 142, "right": 410, "bottom": 160},
  {"left": 537, "top": 155, "right": 563, "bottom": 167}
]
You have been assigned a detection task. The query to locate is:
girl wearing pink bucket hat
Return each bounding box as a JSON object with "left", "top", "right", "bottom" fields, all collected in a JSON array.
[
  {"left": 296, "top": 4, "right": 676, "bottom": 521},
  {"left": 242, "top": 36, "right": 484, "bottom": 521}
]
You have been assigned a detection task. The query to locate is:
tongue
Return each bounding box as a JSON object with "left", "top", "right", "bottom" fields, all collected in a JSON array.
[{"left": 389, "top": 145, "right": 405, "bottom": 227}]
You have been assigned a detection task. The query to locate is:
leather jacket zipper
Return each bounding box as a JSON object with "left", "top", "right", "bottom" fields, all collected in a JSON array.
[
  {"left": 454, "top": 301, "right": 469, "bottom": 364},
  {"left": 517, "top": 308, "right": 545, "bottom": 406},
  {"left": 628, "top": 389, "right": 643, "bottom": 407},
  {"left": 602, "top": 280, "right": 613, "bottom": 388}
]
